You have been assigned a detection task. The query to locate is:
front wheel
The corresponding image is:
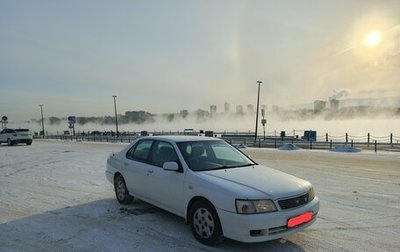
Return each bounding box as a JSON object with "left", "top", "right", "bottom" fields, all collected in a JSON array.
[
  {"left": 7, "top": 138, "right": 13, "bottom": 146},
  {"left": 189, "top": 200, "right": 224, "bottom": 246},
  {"left": 114, "top": 175, "right": 133, "bottom": 204}
]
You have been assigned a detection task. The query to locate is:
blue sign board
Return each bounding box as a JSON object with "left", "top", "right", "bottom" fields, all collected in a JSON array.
[{"left": 68, "top": 116, "right": 76, "bottom": 124}]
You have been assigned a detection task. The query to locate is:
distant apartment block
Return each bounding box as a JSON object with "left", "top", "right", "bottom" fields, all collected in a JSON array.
[
  {"left": 236, "top": 105, "right": 243, "bottom": 114},
  {"left": 330, "top": 99, "right": 339, "bottom": 110},
  {"left": 272, "top": 105, "right": 280, "bottom": 113},
  {"left": 180, "top": 110, "right": 188, "bottom": 118},
  {"left": 210, "top": 105, "right": 217, "bottom": 114},
  {"left": 247, "top": 104, "right": 254, "bottom": 114},
  {"left": 314, "top": 100, "right": 327, "bottom": 112},
  {"left": 260, "top": 104, "right": 267, "bottom": 111},
  {"left": 224, "top": 102, "right": 230, "bottom": 113}
]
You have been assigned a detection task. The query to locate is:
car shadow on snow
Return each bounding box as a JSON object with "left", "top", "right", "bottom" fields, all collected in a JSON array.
[
  {"left": 0, "top": 144, "right": 25, "bottom": 147},
  {"left": 0, "top": 198, "right": 305, "bottom": 252},
  {"left": 0, "top": 143, "right": 33, "bottom": 147}
]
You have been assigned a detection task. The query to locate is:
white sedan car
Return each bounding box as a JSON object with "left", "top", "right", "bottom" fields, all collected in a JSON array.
[{"left": 106, "top": 136, "right": 319, "bottom": 245}]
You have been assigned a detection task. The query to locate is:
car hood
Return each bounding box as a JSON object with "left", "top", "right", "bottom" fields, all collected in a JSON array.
[{"left": 201, "top": 165, "right": 310, "bottom": 199}]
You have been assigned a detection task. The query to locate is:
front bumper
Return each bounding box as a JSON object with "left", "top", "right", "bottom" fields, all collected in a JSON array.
[
  {"left": 217, "top": 197, "right": 320, "bottom": 243},
  {"left": 105, "top": 170, "right": 114, "bottom": 184}
]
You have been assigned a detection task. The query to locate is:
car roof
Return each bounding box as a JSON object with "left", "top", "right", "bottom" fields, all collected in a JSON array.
[{"left": 140, "top": 135, "right": 221, "bottom": 143}]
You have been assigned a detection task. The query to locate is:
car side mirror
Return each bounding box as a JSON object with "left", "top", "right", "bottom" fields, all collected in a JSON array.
[{"left": 163, "top": 162, "right": 179, "bottom": 171}]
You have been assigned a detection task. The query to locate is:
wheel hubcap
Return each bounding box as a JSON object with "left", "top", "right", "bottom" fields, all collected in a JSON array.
[
  {"left": 116, "top": 180, "right": 126, "bottom": 200},
  {"left": 193, "top": 207, "right": 215, "bottom": 239}
]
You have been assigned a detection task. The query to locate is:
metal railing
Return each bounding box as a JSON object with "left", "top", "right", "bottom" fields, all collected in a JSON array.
[{"left": 36, "top": 131, "right": 400, "bottom": 153}]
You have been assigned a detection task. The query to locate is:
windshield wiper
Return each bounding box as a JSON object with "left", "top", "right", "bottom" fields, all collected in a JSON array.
[
  {"left": 215, "top": 163, "right": 255, "bottom": 169},
  {"left": 230, "top": 163, "right": 255, "bottom": 168}
]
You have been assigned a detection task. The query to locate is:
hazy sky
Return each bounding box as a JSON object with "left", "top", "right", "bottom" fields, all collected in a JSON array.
[{"left": 1, "top": 0, "right": 400, "bottom": 122}]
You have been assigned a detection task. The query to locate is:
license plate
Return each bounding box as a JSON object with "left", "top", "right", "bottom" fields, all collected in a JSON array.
[{"left": 287, "top": 212, "right": 313, "bottom": 228}]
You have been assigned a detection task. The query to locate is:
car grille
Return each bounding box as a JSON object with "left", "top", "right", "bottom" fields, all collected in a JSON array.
[{"left": 278, "top": 193, "right": 309, "bottom": 210}]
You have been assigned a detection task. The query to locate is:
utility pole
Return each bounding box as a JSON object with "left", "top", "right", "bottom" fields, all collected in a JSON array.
[
  {"left": 254, "top": 81, "right": 262, "bottom": 141},
  {"left": 39, "top": 104, "right": 45, "bottom": 138},
  {"left": 112, "top": 96, "right": 119, "bottom": 138}
]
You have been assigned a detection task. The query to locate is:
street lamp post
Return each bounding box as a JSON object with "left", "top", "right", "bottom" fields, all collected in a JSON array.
[
  {"left": 39, "top": 104, "right": 45, "bottom": 138},
  {"left": 254, "top": 81, "right": 262, "bottom": 141},
  {"left": 112, "top": 96, "right": 119, "bottom": 138}
]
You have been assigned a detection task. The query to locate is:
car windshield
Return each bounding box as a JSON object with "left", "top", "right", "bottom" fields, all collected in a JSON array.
[{"left": 177, "top": 140, "right": 255, "bottom": 171}]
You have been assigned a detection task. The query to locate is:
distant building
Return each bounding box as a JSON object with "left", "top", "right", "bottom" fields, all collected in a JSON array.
[
  {"left": 260, "top": 105, "right": 267, "bottom": 116},
  {"left": 224, "top": 102, "right": 230, "bottom": 113},
  {"left": 314, "top": 100, "right": 327, "bottom": 112},
  {"left": 236, "top": 105, "right": 243, "bottom": 114},
  {"left": 247, "top": 104, "right": 255, "bottom": 114},
  {"left": 389, "top": 29, "right": 400, "bottom": 56},
  {"left": 180, "top": 110, "right": 188, "bottom": 118},
  {"left": 210, "top": 105, "right": 217, "bottom": 114},
  {"left": 260, "top": 104, "right": 267, "bottom": 111},
  {"left": 330, "top": 99, "right": 339, "bottom": 110},
  {"left": 272, "top": 105, "right": 280, "bottom": 113}
]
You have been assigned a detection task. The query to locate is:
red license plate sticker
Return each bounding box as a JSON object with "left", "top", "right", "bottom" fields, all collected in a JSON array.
[{"left": 287, "top": 212, "right": 313, "bottom": 228}]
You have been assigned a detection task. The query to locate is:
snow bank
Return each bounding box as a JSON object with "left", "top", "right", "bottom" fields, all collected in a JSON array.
[
  {"left": 330, "top": 145, "right": 361, "bottom": 153},
  {"left": 278, "top": 143, "right": 301, "bottom": 151}
]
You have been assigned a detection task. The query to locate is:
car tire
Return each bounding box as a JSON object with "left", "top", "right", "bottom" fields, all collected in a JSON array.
[
  {"left": 7, "top": 138, "right": 13, "bottom": 146},
  {"left": 114, "top": 175, "right": 133, "bottom": 205},
  {"left": 27, "top": 142, "right": 32, "bottom": 145},
  {"left": 189, "top": 200, "right": 224, "bottom": 246}
]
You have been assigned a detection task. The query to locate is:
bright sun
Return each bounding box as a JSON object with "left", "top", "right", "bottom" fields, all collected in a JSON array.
[{"left": 364, "top": 30, "right": 382, "bottom": 47}]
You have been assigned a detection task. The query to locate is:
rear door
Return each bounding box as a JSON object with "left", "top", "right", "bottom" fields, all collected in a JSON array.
[{"left": 123, "top": 139, "right": 155, "bottom": 199}]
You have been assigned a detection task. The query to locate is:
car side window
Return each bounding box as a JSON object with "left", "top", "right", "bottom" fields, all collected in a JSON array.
[
  {"left": 150, "top": 141, "right": 181, "bottom": 169},
  {"left": 126, "top": 143, "right": 138, "bottom": 160},
  {"left": 126, "top": 140, "right": 153, "bottom": 162}
]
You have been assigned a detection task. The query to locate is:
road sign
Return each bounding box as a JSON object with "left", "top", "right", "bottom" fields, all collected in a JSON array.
[
  {"left": 2, "top": 116, "right": 7, "bottom": 121},
  {"left": 68, "top": 116, "right": 76, "bottom": 124},
  {"left": 261, "top": 119, "right": 267, "bottom": 126}
]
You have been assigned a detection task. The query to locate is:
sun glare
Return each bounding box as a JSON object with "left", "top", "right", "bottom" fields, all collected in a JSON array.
[{"left": 364, "top": 31, "right": 382, "bottom": 47}]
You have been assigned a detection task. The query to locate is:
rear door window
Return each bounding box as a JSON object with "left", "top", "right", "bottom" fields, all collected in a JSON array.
[{"left": 126, "top": 140, "right": 153, "bottom": 162}]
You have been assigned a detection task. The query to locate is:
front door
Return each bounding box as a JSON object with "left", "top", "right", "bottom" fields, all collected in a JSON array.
[{"left": 146, "top": 140, "right": 185, "bottom": 216}]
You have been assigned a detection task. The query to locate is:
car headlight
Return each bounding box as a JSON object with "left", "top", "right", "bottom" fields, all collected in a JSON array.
[
  {"left": 236, "top": 199, "right": 277, "bottom": 214},
  {"left": 308, "top": 187, "right": 315, "bottom": 202}
]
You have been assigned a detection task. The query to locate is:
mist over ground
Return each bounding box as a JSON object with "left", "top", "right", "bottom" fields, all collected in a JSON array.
[{"left": 14, "top": 112, "right": 400, "bottom": 138}]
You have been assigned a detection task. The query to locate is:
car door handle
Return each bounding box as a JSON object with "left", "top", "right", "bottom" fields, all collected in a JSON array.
[{"left": 147, "top": 170, "right": 154, "bottom": 174}]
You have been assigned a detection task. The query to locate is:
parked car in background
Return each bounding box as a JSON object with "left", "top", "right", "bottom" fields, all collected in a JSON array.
[
  {"left": 106, "top": 136, "right": 319, "bottom": 245},
  {"left": 0, "top": 128, "right": 33, "bottom": 146}
]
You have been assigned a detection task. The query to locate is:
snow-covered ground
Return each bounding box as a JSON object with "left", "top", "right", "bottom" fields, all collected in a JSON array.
[{"left": 0, "top": 140, "right": 399, "bottom": 251}]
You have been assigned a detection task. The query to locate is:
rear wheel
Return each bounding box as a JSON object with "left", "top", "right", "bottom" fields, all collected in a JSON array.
[
  {"left": 27, "top": 141, "right": 32, "bottom": 145},
  {"left": 189, "top": 200, "right": 224, "bottom": 246},
  {"left": 7, "top": 138, "right": 13, "bottom": 146},
  {"left": 114, "top": 175, "right": 133, "bottom": 204}
]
